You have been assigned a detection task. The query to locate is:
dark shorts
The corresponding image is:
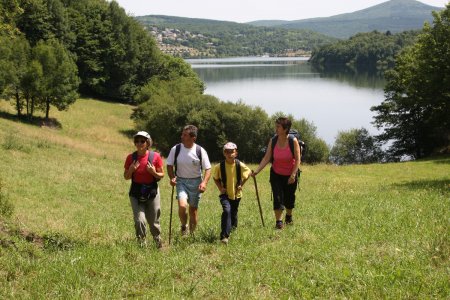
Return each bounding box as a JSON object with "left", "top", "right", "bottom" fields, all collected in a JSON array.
[{"left": 269, "top": 168, "right": 297, "bottom": 210}]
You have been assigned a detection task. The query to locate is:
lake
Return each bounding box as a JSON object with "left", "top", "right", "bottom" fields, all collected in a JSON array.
[{"left": 186, "top": 57, "right": 385, "bottom": 145}]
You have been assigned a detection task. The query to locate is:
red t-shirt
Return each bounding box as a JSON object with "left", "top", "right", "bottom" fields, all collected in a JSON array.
[{"left": 124, "top": 151, "right": 163, "bottom": 184}]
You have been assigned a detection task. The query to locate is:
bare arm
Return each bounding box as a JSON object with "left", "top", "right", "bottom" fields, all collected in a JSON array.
[
  {"left": 124, "top": 161, "right": 139, "bottom": 180},
  {"left": 214, "top": 178, "right": 227, "bottom": 194},
  {"left": 199, "top": 168, "right": 211, "bottom": 192},
  {"left": 146, "top": 162, "right": 164, "bottom": 180},
  {"left": 288, "top": 138, "right": 301, "bottom": 184},
  {"left": 167, "top": 165, "right": 176, "bottom": 186}
]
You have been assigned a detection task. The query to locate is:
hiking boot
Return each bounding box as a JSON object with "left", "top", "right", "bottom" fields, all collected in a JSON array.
[
  {"left": 181, "top": 225, "right": 189, "bottom": 237},
  {"left": 221, "top": 237, "right": 229, "bottom": 244},
  {"left": 154, "top": 236, "right": 162, "bottom": 249},
  {"left": 285, "top": 215, "right": 293, "bottom": 225},
  {"left": 275, "top": 220, "right": 284, "bottom": 229}
]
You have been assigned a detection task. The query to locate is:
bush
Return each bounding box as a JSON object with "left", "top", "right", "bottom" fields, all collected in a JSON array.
[{"left": 330, "top": 128, "right": 384, "bottom": 165}]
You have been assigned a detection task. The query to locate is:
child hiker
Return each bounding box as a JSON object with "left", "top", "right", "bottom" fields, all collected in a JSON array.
[{"left": 213, "top": 142, "right": 251, "bottom": 244}]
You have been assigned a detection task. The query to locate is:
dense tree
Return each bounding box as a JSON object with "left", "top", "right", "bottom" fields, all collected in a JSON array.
[
  {"left": 330, "top": 128, "right": 383, "bottom": 165},
  {"left": 0, "top": 0, "right": 23, "bottom": 36},
  {"left": 371, "top": 5, "right": 450, "bottom": 159},
  {"left": 21, "top": 59, "right": 43, "bottom": 118},
  {"left": 32, "top": 39, "right": 79, "bottom": 119},
  {"left": 0, "top": 34, "right": 30, "bottom": 116},
  {"left": 309, "top": 30, "right": 419, "bottom": 71}
]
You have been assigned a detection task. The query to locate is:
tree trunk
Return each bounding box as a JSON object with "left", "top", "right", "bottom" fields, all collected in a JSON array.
[
  {"left": 45, "top": 97, "right": 50, "bottom": 120},
  {"left": 30, "top": 96, "right": 35, "bottom": 118},
  {"left": 25, "top": 94, "right": 30, "bottom": 120},
  {"left": 15, "top": 91, "right": 21, "bottom": 117}
]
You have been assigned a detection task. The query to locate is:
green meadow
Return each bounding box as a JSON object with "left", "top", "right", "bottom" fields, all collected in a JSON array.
[{"left": 0, "top": 99, "right": 449, "bottom": 299}]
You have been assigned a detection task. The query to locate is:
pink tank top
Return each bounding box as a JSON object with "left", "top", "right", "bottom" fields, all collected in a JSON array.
[{"left": 272, "top": 144, "right": 295, "bottom": 176}]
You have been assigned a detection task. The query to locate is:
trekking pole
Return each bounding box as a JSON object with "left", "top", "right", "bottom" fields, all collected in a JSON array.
[
  {"left": 252, "top": 174, "right": 265, "bottom": 227},
  {"left": 169, "top": 185, "right": 174, "bottom": 245}
]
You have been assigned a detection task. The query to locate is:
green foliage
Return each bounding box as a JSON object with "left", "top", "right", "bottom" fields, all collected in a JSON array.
[
  {"left": 0, "top": 0, "right": 23, "bottom": 36},
  {"left": 154, "top": 55, "right": 205, "bottom": 93},
  {"left": 3, "top": 0, "right": 197, "bottom": 102},
  {"left": 372, "top": 5, "right": 450, "bottom": 159},
  {"left": 32, "top": 39, "right": 80, "bottom": 119},
  {"left": 330, "top": 128, "right": 384, "bottom": 165},
  {"left": 310, "top": 30, "right": 419, "bottom": 71},
  {"left": 0, "top": 34, "right": 30, "bottom": 116},
  {"left": 133, "top": 76, "right": 274, "bottom": 162}
]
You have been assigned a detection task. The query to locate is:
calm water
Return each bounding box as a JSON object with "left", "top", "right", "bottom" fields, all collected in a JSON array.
[{"left": 186, "top": 57, "right": 385, "bottom": 145}]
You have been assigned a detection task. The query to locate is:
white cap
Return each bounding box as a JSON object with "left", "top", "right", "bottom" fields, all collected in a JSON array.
[
  {"left": 134, "top": 131, "right": 151, "bottom": 140},
  {"left": 223, "top": 142, "right": 237, "bottom": 150}
]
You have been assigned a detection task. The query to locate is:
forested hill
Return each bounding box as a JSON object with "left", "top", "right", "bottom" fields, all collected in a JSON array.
[
  {"left": 249, "top": 0, "right": 443, "bottom": 38},
  {"left": 135, "top": 15, "right": 336, "bottom": 58}
]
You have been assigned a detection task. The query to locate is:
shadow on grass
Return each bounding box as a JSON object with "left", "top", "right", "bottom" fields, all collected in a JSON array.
[
  {"left": 432, "top": 157, "right": 450, "bottom": 165},
  {"left": 119, "top": 128, "right": 135, "bottom": 139},
  {"left": 0, "top": 110, "right": 62, "bottom": 129},
  {"left": 394, "top": 179, "right": 450, "bottom": 194}
]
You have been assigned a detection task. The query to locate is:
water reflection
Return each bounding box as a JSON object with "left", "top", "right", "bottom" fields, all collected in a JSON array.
[
  {"left": 190, "top": 57, "right": 385, "bottom": 89},
  {"left": 187, "top": 57, "right": 385, "bottom": 144}
]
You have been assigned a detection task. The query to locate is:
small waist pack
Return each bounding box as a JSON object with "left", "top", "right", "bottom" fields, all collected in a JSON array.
[{"left": 130, "top": 181, "right": 158, "bottom": 202}]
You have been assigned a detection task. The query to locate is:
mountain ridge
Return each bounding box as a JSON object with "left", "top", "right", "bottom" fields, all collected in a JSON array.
[{"left": 248, "top": 0, "right": 444, "bottom": 38}]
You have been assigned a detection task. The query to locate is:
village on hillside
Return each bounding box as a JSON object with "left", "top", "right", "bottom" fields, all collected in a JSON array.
[{"left": 146, "top": 26, "right": 310, "bottom": 58}]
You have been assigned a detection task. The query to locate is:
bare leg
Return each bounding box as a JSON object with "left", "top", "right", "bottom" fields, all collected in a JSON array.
[
  {"left": 189, "top": 206, "right": 198, "bottom": 233},
  {"left": 178, "top": 198, "right": 188, "bottom": 227},
  {"left": 274, "top": 209, "right": 283, "bottom": 221}
]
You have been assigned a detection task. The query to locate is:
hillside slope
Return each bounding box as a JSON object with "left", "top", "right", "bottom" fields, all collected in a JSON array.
[
  {"left": 0, "top": 99, "right": 449, "bottom": 298},
  {"left": 249, "top": 0, "right": 443, "bottom": 38}
]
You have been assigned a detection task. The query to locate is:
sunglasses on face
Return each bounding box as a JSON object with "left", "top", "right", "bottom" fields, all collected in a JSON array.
[
  {"left": 134, "top": 139, "right": 146, "bottom": 144},
  {"left": 224, "top": 149, "right": 235, "bottom": 154}
]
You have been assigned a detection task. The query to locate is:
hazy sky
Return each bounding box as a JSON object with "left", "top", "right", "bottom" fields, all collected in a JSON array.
[{"left": 113, "top": 0, "right": 448, "bottom": 23}]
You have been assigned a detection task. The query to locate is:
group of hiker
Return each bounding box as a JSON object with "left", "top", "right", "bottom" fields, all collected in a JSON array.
[{"left": 123, "top": 117, "right": 301, "bottom": 249}]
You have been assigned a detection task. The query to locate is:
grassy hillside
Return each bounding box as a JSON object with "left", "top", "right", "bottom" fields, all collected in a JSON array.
[{"left": 0, "top": 99, "right": 449, "bottom": 298}]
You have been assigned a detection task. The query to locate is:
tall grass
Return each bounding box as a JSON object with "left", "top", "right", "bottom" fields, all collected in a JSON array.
[{"left": 0, "top": 99, "right": 449, "bottom": 298}]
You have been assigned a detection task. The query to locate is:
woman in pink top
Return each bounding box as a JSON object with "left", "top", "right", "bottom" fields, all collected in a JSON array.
[{"left": 252, "top": 117, "right": 301, "bottom": 229}]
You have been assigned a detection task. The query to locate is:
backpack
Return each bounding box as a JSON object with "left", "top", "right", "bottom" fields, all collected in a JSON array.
[
  {"left": 173, "top": 143, "right": 203, "bottom": 175},
  {"left": 132, "top": 150, "right": 159, "bottom": 182},
  {"left": 219, "top": 159, "right": 242, "bottom": 191},
  {"left": 271, "top": 129, "right": 306, "bottom": 163}
]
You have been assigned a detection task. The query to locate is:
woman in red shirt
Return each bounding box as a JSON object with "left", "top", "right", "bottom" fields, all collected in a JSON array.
[{"left": 124, "top": 131, "right": 164, "bottom": 248}]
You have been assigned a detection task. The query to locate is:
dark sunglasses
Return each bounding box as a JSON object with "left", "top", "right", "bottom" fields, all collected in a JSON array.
[{"left": 134, "top": 139, "right": 146, "bottom": 144}]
